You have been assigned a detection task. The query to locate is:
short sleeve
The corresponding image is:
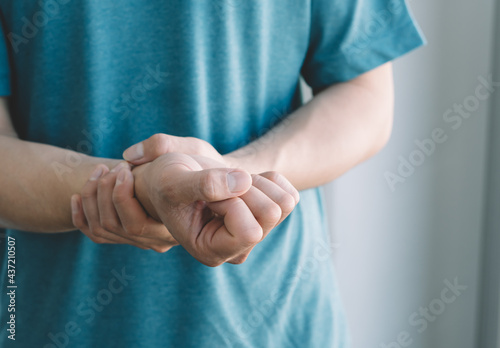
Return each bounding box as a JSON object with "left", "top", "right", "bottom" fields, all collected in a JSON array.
[
  {"left": 0, "top": 14, "right": 11, "bottom": 96},
  {"left": 301, "top": 0, "right": 425, "bottom": 92}
]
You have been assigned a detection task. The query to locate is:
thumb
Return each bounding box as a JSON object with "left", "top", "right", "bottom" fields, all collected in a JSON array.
[
  {"left": 123, "top": 134, "right": 179, "bottom": 165},
  {"left": 177, "top": 168, "right": 252, "bottom": 203}
]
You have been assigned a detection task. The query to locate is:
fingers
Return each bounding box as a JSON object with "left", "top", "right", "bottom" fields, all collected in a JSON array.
[
  {"left": 123, "top": 133, "right": 202, "bottom": 165},
  {"left": 123, "top": 133, "right": 221, "bottom": 166},
  {"left": 259, "top": 172, "right": 300, "bottom": 205},
  {"left": 72, "top": 194, "right": 110, "bottom": 244},
  {"left": 123, "top": 134, "right": 176, "bottom": 165},
  {"left": 249, "top": 173, "right": 298, "bottom": 227},
  {"left": 71, "top": 194, "right": 97, "bottom": 242},
  {"left": 219, "top": 172, "right": 297, "bottom": 244},
  {"left": 75, "top": 165, "right": 152, "bottom": 250},
  {"left": 71, "top": 195, "right": 87, "bottom": 230},
  {"left": 72, "top": 193, "right": 137, "bottom": 246},
  {"left": 113, "top": 168, "right": 177, "bottom": 247},
  {"left": 226, "top": 251, "right": 253, "bottom": 265},
  {"left": 222, "top": 173, "right": 298, "bottom": 264},
  {"left": 185, "top": 171, "right": 298, "bottom": 266},
  {"left": 113, "top": 168, "right": 149, "bottom": 236},
  {"left": 204, "top": 198, "right": 263, "bottom": 260},
  {"left": 178, "top": 168, "right": 252, "bottom": 203},
  {"left": 144, "top": 152, "right": 251, "bottom": 205},
  {"left": 238, "top": 186, "right": 282, "bottom": 236},
  {"left": 97, "top": 162, "right": 130, "bottom": 234},
  {"left": 81, "top": 165, "right": 110, "bottom": 234}
]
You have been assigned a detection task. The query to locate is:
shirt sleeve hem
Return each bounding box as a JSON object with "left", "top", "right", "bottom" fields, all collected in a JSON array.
[{"left": 303, "top": 22, "right": 426, "bottom": 92}]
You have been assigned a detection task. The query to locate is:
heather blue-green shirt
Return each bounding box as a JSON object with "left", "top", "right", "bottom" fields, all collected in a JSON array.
[{"left": 0, "top": 1, "right": 424, "bottom": 347}]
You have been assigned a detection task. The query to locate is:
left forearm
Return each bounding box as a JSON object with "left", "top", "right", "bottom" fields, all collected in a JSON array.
[{"left": 224, "top": 63, "right": 395, "bottom": 190}]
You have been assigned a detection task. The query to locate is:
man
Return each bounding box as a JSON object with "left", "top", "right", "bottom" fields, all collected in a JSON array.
[{"left": 0, "top": 1, "right": 424, "bottom": 347}]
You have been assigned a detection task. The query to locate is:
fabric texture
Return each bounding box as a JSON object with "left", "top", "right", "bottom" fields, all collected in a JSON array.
[{"left": 0, "top": 1, "right": 424, "bottom": 347}]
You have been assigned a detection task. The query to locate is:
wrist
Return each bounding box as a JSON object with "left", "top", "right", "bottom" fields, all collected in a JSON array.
[
  {"left": 132, "top": 162, "right": 161, "bottom": 221},
  {"left": 224, "top": 145, "right": 275, "bottom": 175},
  {"left": 73, "top": 157, "right": 122, "bottom": 195},
  {"left": 84, "top": 155, "right": 122, "bottom": 172}
]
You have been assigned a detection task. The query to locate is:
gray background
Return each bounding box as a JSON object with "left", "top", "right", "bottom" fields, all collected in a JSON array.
[{"left": 307, "top": 0, "right": 500, "bottom": 347}]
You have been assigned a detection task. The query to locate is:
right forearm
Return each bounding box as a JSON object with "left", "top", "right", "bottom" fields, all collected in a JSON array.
[{"left": 0, "top": 135, "right": 120, "bottom": 232}]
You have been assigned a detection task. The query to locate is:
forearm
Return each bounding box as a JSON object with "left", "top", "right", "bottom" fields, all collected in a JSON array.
[
  {"left": 0, "top": 135, "right": 120, "bottom": 232},
  {"left": 225, "top": 63, "right": 395, "bottom": 190}
]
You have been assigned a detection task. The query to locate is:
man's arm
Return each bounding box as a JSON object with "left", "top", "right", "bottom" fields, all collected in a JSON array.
[
  {"left": 68, "top": 63, "right": 393, "bottom": 256},
  {"left": 225, "top": 63, "right": 395, "bottom": 190},
  {"left": 123, "top": 64, "right": 395, "bottom": 191},
  {"left": 0, "top": 95, "right": 288, "bottom": 264},
  {"left": 0, "top": 97, "right": 121, "bottom": 232}
]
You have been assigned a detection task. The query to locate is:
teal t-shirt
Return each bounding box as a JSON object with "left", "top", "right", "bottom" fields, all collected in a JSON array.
[{"left": 0, "top": 1, "right": 424, "bottom": 347}]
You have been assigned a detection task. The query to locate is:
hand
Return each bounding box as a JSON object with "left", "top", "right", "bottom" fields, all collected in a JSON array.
[
  {"left": 123, "top": 133, "right": 227, "bottom": 166},
  {"left": 71, "top": 162, "right": 179, "bottom": 253},
  {"left": 121, "top": 132, "right": 255, "bottom": 179},
  {"left": 72, "top": 135, "right": 299, "bottom": 265},
  {"left": 132, "top": 152, "right": 299, "bottom": 266},
  {"left": 71, "top": 134, "right": 226, "bottom": 252}
]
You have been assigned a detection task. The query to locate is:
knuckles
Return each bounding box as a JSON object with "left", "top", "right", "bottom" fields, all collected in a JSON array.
[
  {"left": 186, "top": 137, "right": 211, "bottom": 155},
  {"left": 150, "top": 133, "right": 171, "bottom": 156},
  {"left": 151, "top": 245, "right": 171, "bottom": 253},
  {"left": 97, "top": 175, "right": 113, "bottom": 189},
  {"left": 201, "top": 259, "right": 225, "bottom": 268},
  {"left": 239, "top": 225, "right": 264, "bottom": 246},
  {"left": 80, "top": 185, "right": 96, "bottom": 200},
  {"left": 92, "top": 228, "right": 109, "bottom": 239},
  {"left": 100, "top": 219, "right": 119, "bottom": 233},
  {"left": 200, "top": 170, "right": 219, "bottom": 202},
  {"left": 201, "top": 248, "right": 253, "bottom": 267},
  {"left": 263, "top": 203, "right": 282, "bottom": 224},
  {"left": 111, "top": 190, "right": 128, "bottom": 205},
  {"left": 229, "top": 258, "right": 247, "bottom": 265},
  {"left": 93, "top": 238, "right": 108, "bottom": 244},
  {"left": 262, "top": 171, "right": 282, "bottom": 183},
  {"left": 126, "top": 222, "right": 148, "bottom": 237},
  {"left": 276, "top": 192, "right": 297, "bottom": 215},
  {"left": 227, "top": 253, "right": 250, "bottom": 265},
  {"left": 194, "top": 251, "right": 227, "bottom": 268}
]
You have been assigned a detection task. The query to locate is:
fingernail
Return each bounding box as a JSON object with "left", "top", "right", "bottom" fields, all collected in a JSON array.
[
  {"left": 227, "top": 171, "right": 250, "bottom": 193},
  {"left": 89, "top": 166, "right": 104, "bottom": 181},
  {"left": 116, "top": 169, "right": 127, "bottom": 186},
  {"left": 123, "top": 142, "right": 144, "bottom": 161},
  {"left": 110, "top": 161, "right": 128, "bottom": 173},
  {"left": 70, "top": 195, "right": 79, "bottom": 214}
]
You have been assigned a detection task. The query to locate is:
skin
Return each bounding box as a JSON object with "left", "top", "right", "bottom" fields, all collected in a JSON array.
[
  {"left": 73, "top": 154, "right": 299, "bottom": 265},
  {"left": 0, "top": 98, "right": 299, "bottom": 265},
  {"left": 226, "top": 63, "right": 394, "bottom": 189},
  {"left": 0, "top": 63, "right": 394, "bottom": 266}
]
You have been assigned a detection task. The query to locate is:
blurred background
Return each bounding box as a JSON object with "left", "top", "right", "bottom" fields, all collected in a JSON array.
[{"left": 314, "top": 0, "right": 499, "bottom": 347}]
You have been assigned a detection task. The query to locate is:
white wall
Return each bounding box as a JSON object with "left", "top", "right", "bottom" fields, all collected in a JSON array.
[
  {"left": 478, "top": 1, "right": 500, "bottom": 346},
  {"left": 323, "top": 0, "right": 497, "bottom": 347}
]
